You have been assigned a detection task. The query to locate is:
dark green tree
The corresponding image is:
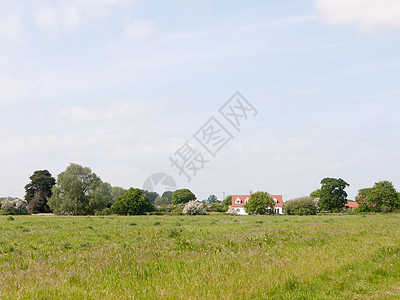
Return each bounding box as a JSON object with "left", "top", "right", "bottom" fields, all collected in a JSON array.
[
  {"left": 355, "top": 188, "right": 375, "bottom": 212},
  {"left": 24, "top": 170, "right": 56, "bottom": 213},
  {"left": 368, "top": 181, "right": 399, "bottom": 209},
  {"left": 144, "top": 190, "right": 159, "bottom": 204},
  {"left": 111, "top": 186, "right": 126, "bottom": 204},
  {"left": 221, "top": 195, "right": 233, "bottom": 210},
  {"left": 207, "top": 194, "right": 219, "bottom": 203},
  {"left": 319, "top": 177, "right": 349, "bottom": 212},
  {"left": 154, "top": 196, "right": 171, "bottom": 205},
  {"left": 310, "top": 189, "right": 321, "bottom": 199},
  {"left": 244, "top": 191, "right": 274, "bottom": 215},
  {"left": 112, "top": 188, "right": 154, "bottom": 215},
  {"left": 172, "top": 189, "right": 196, "bottom": 205},
  {"left": 48, "top": 163, "right": 110, "bottom": 215},
  {"left": 162, "top": 191, "right": 173, "bottom": 202}
]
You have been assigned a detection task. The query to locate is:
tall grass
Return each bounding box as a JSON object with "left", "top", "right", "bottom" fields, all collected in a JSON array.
[{"left": 1, "top": 214, "right": 400, "bottom": 299}]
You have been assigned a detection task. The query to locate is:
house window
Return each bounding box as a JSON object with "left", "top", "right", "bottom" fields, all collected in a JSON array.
[
  {"left": 244, "top": 197, "right": 249, "bottom": 203},
  {"left": 273, "top": 198, "right": 277, "bottom": 205},
  {"left": 235, "top": 198, "right": 241, "bottom": 204}
]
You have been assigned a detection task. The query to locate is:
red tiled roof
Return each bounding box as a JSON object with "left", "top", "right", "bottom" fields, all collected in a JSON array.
[
  {"left": 232, "top": 194, "right": 283, "bottom": 208},
  {"left": 345, "top": 202, "right": 359, "bottom": 208}
]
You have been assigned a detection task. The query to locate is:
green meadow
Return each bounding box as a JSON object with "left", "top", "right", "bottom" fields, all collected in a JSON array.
[{"left": 1, "top": 214, "right": 400, "bottom": 299}]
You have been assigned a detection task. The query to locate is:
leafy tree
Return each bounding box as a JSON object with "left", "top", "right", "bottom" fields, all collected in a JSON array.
[
  {"left": 172, "top": 189, "right": 196, "bottom": 205},
  {"left": 24, "top": 170, "right": 56, "bottom": 213},
  {"left": 207, "top": 194, "right": 219, "bottom": 203},
  {"left": 368, "top": 181, "right": 399, "bottom": 209},
  {"left": 48, "top": 163, "right": 110, "bottom": 215},
  {"left": 355, "top": 188, "right": 376, "bottom": 212},
  {"left": 112, "top": 188, "right": 154, "bottom": 215},
  {"left": 284, "top": 196, "right": 318, "bottom": 215},
  {"left": 221, "top": 195, "right": 232, "bottom": 211},
  {"left": 111, "top": 186, "right": 126, "bottom": 204},
  {"left": 319, "top": 177, "right": 349, "bottom": 212},
  {"left": 244, "top": 191, "right": 274, "bottom": 215},
  {"left": 154, "top": 196, "right": 171, "bottom": 205},
  {"left": 310, "top": 189, "right": 321, "bottom": 199},
  {"left": 144, "top": 190, "right": 159, "bottom": 204},
  {"left": 162, "top": 191, "right": 173, "bottom": 202}
]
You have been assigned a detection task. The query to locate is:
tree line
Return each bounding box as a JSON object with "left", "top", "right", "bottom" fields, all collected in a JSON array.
[
  {"left": 1, "top": 165, "right": 398, "bottom": 216},
  {"left": 0, "top": 163, "right": 232, "bottom": 215}
]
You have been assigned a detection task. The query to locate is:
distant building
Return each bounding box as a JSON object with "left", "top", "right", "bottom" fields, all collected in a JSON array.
[
  {"left": 231, "top": 194, "right": 284, "bottom": 215},
  {"left": 345, "top": 201, "right": 359, "bottom": 209}
]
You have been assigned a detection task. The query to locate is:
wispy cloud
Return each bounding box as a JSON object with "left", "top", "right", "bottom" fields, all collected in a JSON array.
[
  {"left": 124, "top": 20, "right": 158, "bottom": 41},
  {"left": 0, "top": 8, "right": 24, "bottom": 43},
  {"left": 58, "top": 100, "right": 156, "bottom": 123},
  {"left": 315, "top": 0, "right": 400, "bottom": 31}
]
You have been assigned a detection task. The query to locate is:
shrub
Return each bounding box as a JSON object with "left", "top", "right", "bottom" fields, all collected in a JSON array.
[
  {"left": 183, "top": 201, "right": 206, "bottom": 215},
  {"left": 1, "top": 198, "right": 29, "bottom": 215},
  {"left": 205, "top": 202, "right": 226, "bottom": 213},
  {"left": 112, "top": 188, "right": 154, "bottom": 215},
  {"left": 284, "top": 196, "right": 318, "bottom": 215}
]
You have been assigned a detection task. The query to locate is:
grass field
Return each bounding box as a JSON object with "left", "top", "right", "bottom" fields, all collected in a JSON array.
[{"left": 1, "top": 214, "right": 400, "bottom": 299}]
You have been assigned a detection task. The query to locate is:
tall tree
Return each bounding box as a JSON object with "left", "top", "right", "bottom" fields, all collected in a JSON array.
[
  {"left": 154, "top": 196, "right": 171, "bottom": 205},
  {"left": 111, "top": 186, "right": 126, "bottom": 204},
  {"left": 172, "top": 189, "right": 196, "bottom": 205},
  {"left": 355, "top": 188, "right": 374, "bottom": 211},
  {"left": 144, "top": 190, "right": 159, "bottom": 204},
  {"left": 222, "top": 195, "right": 233, "bottom": 210},
  {"left": 368, "top": 181, "right": 399, "bottom": 209},
  {"left": 319, "top": 177, "right": 349, "bottom": 212},
  {"left": 162, "top": 191, "right": 173, "bottom": 202},
  {"left": 207, "top": 194, "right": 219, "bottom": 203},
  {"left": 24, "top": 170, "right": 56, "bottom": 213},
  {"left": 310, "top": 189, "right": 321, "bottom": 199},
  {"left": 48, "top": 163, "right": 110, "bottom": 215}
]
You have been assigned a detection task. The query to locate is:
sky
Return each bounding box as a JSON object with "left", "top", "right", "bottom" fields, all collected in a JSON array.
[{"left": 1, "top": 0, "right": 400, "bottom": 201}]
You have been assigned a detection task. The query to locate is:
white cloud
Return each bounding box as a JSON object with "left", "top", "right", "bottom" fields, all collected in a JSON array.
[
  {"left": 32, "top": 6, "right": 60, "bottom": 32},
  {"left": 315, "top": 0, "right": 400, "bottom": 30},
  {"left": 31, "top": 0, "right": 134, "bottom": 33},
  {"left": 58, "top": 100, "right": 157, "bottom": 123},
  {"left": 0, "top": 10, "right": 24, "bottom": 43},
  {"left": 124, "top": 20, "right": 158, "bottom": 40}
]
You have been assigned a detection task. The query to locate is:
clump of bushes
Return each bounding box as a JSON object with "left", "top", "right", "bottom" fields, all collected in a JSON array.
[
  {"left": 182, "top": 201, "right": 206, "bottom": 215},
  {"left": 0, "top": 198, "right": 29, "bottom": 215},
  {"left": 284, "top": 196, "right": 318, "bottom": 215}
]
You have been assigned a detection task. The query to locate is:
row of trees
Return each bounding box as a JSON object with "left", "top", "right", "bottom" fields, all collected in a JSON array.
[
  {"left": 3, "top": 168, "right": 399, "bottom": 216},
  {"left": 308, "top": 178, "right": 400, "bottom": 213},
  {"left": 0, "top": 163, "right": 207, "bottom": 215},
  {"left": 242, "top": 178, "right": 400, "bottom": 216},
  {"left": 355, "top": 181, "right": 400, "bottom": 212}
]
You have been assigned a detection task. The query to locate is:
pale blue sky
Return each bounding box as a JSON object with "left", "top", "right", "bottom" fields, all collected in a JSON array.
[{"left": 1, "top": 0, "right": 400, "bottom": 201}]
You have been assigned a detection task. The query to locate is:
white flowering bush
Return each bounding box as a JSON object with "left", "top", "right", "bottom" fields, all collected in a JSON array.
[
  {"left": 1, "top": 198, "right": 29, "bottom": 215},
  {"left": 227, "top": 205, "right": 237, "bottom": 215},
  {"left": 183, "top": 201, "right": 206, "bottom": 215}
]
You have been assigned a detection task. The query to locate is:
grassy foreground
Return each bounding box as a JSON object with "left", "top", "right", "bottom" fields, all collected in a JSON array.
[{"left": 1, "top": 214, "right": 400, "bottom": 299}]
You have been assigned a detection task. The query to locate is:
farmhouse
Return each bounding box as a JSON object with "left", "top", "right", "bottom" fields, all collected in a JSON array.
[{"left": 231, "top": 194, "right": 284, "bottom": 215}]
